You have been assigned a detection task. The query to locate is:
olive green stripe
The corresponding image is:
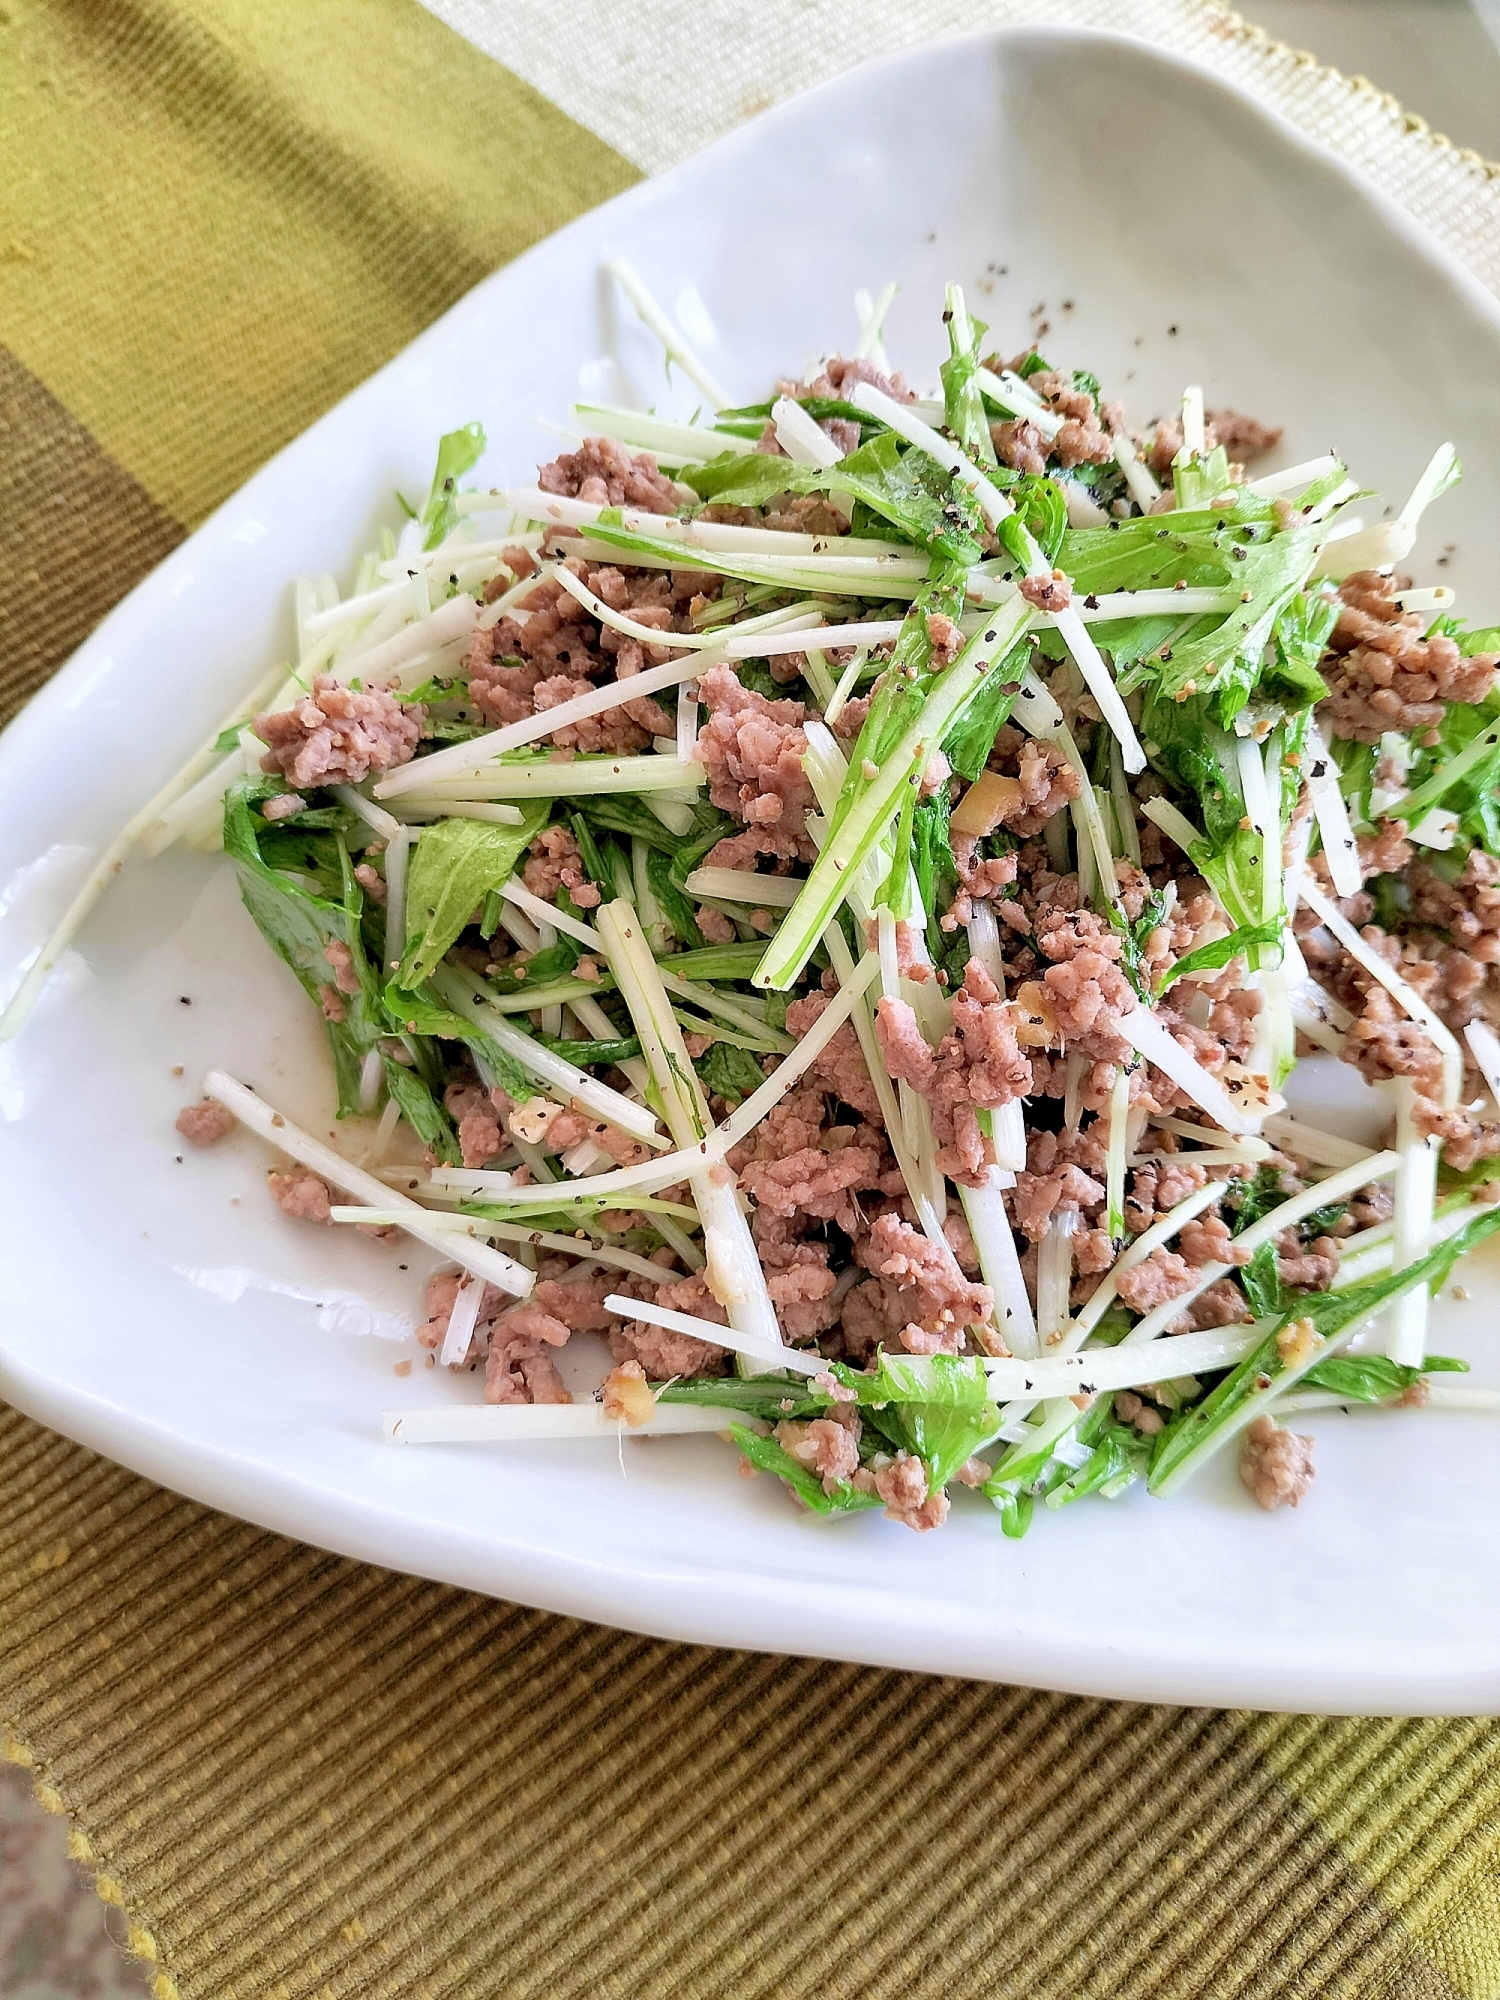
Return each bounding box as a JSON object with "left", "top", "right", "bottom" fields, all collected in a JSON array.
[
  {"left": 0, "top": 346, "right": 185, "bottom": 728},
  {"left": 0, "top": 0, "right": 636, "bottom": 527}
]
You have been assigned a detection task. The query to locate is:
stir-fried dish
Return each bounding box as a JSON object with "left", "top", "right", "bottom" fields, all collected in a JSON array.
[{"left": 12, "top": 268, "right": 1500, "bottom": 1534}]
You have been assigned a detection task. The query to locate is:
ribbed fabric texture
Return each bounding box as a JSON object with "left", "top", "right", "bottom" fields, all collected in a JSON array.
[{"left": 3, "top": 3, "right": 1500, "bottom": 1995}]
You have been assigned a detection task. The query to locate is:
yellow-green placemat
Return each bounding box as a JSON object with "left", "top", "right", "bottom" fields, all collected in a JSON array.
[{"left": 4, "top": 3, "right": 1500, "bottom": 1995}]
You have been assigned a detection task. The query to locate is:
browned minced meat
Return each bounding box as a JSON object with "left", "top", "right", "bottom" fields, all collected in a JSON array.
[
  {"left": 848, "top": 1211, "right": 993, "bottom": 1356},
  {"left": 962, "top": 732, "right": 1081, "bottom": 841},
  {"left": 1145, "top": 409, "right": 1282, "bottom": 479},
  {"left": 777, "top": 1408, "right": 862, "bottom": 1493},
  {"left": 985, "top": 366, "right": 1117, "bottom": 477},
  {"left": 175, "top": 1099, "right": 237, "bottom": 1147},
  {"left": 873, "top": 1451, "right": 949, "bottom": 1532},
  {"left": 1010, "top": 1125, "right": 1106, "bottom": 1243},
  {"left": 489, "top": 1298, "right": 573, "bottom": 1351},
  {"left": 942, "top": 836, "right": 1019, "bottom": 931},
  {"left": 1013, "top": 940, "right": 1136, "bottom": 1064},
  {"left": 608, "top": 1272, "right": 729, "bottom": 1378},
  {"left": 1239, "top": 1414, "right": 1315, "bottom": 1510},
  {"left": 695, "top": 664, "right": 816, "bottom": 833},
  {"left": 734, "top": 1087, "right": 888, "bottom": 1233},
  {"left": 466, "top": 558, "right": 710, "bottom": 737},
  {"left": 758, "top": 1212, "right": 843, "bottom": 1344},
  {"left": 1114, "top": 1246, "right": 1198, "bottom": 1314},
  {"left": 1178, "top": 1212, "right": 1251, "bottom": 1269},
  {"left": 354, "top": 862, "right": 386, "bottom": 903},
  {"left": 784, "top": 984, "right": 882, "bottom": 1121},
  {"left": 521, "top": 824, "right": 601, "bottom": 909},
  {"left": 443, "top": 1079, "right": 505, "bottom": 1169},
  {"left": 1275, "top": 1228, "right": 1341, "bottom": 1293},
  {"left": 1019, "top": 568, "right": 1072, "bottom": 613},
  {"left": 876, "top": 959, "right": 1032, "bottom": 1184},
  {"left": 267, "top": 1168, "right": 334, "bottom": 1223},
  {"left": 255, "top": 677, "right": 422, "bottom": 789},
  {"left": 486, "top": 1339, "right": 570, "bottom": 1405},
  {"left": 536, "top": 436, "right": 680, "bottom": 512},
  {"left": 926, "top": 611, "right": 964, "bottom": 665},
  {"left": 1123, "top": 1156, "right": 1208, "bottom": 1233},
  {"left": 1319, "top": 570, "right": 1499, "bottom": 744},
  {"left": 1176, "top": 1277, "right": 1255, "bottom": 1332},
  {"left": 322, "top": 939, "right": 361, "bottom": 996},
  {"left": 260, "top": 792, "right": 306, "bottom": 821},
  {"left": 696, "top": 904, "right": 738, "bottom": 944},
  {"left": 785, "top": 354, "right": 915, "bottom": 405}
]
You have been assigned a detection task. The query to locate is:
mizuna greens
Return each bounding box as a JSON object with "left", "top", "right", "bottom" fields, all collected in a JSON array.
[{"left": 12, "top": 266, "right": 1500, "bottom": 1532}]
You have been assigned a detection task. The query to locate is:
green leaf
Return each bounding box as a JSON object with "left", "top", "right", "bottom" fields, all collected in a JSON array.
[
  {"left": 380, "top": 980, "right": 533, "bottom": 1101},
  {"left": 421, "top": 422, "right": 487, "bottom": 550},
  {"left": 213, "top": 725, "right": 244, "bottom": 754},
  {"left": 1044, "top": 1420, "right": 1152, "bottom": 1510},
  {"left": 1238, "top": 1242, "right": 1284, "bottom": 1319},
  {"left": 1302, "top": 1352, "right": 1467, "bottom": 1403},
  {"left": 483, "top": 939, "right": 582, "bottom": 997},
  {"left": 694, "top": 1040, "right": 766, "bottom": 1103},
  {"left": 727, "top": 1424, "right": 883, "bottom": 1514},
  {"left": 942, "top": 635, "right": 1031, "bottom": 783},
  {"left": 993, "top": 1489, "right": 1034, "bottom": 1537},
  {"left": 395, "top": 804, "right": 548, "bottom": 989},
  {"left": 382, "top": 1059, "right": 460, "bottom": 1165},
  {"left": 223, "top": 782, "right": 383, "bottom": 1114},
  {"left": 656, "top": 1376, "right": 826, "bottom": 1419},
  {"left": 649, "top": 848, "right": 707, "bottom": 949},
  {"left": 1157, "top": 916, "right": 1283, "bottom": 991}
]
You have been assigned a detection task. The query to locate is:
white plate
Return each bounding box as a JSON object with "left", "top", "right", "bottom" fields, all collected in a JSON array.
[{"left": 5, "top": 25, "right": 1500, "bottom": 1715}]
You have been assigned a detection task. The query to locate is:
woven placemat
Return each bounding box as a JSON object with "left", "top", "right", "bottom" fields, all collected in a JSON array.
[{"left": 4, "top": 4, "right": 1500, "bottom": 1995}]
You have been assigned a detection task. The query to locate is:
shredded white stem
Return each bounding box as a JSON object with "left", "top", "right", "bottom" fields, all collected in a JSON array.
[
  {"left": 384, "top": 1401, "right": 754, "bottom": 1444},
  {"left": 1302, "top": 720, "right": 1362, "bottom": 899},
  {"left": 605, "top": 258, "right": 732, "bottom": 411},
  {"left": 1388, "top": 1079, "right": 1438, "bottom": 1367},
  {"left": 202, "top": 1069, "right": 534, "bottom": 1294},
  {"left": 982, "top": 1323, "right": 1263, "bottom": 1401},
  {"left": 604, "top": 1293, "right": 814, "bottom": 1372},
  {"left": 1299, "top": 877, "right": 1463, "bottom": 1106},
  {"left": 439, "top": 1272, "right": 485, "bottom": 1367}
]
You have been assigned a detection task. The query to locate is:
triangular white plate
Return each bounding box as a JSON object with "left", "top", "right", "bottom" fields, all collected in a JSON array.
[{"left": 5, "top": 25, "right": 1500, "bottom": 1712}]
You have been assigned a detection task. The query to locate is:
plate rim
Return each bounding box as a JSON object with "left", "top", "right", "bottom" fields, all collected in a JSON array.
[{"left": 6, "top": 20, "right": 1500, "bottom": 1715}]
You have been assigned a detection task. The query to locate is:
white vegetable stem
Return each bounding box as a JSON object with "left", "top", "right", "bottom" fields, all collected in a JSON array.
[
  {"left": 1299, "top": 876, "right": 1462, "bottom": 1106},
  {"left": 1120, "top": 1005, "right": 1260, "bottom": 1136},
  {"left": 392, "top": 756, "right": 704, "bottom": 804},
  {"left": 1112, "top": 431, "right": 1161, "bottom": 513},
  {"left": 605, "top": 258, "right": 732, "bottom": 411},
  {"left": 981, "top": 1323, "right": 1263, "bottom": 1401},
  {"left": 604, "top": 1294, "right": 820, "bottom": 1375},
  {"left": 772, "top": 396, "right": 843, "bottom": 468},
  {"left": 596, "top": 900, "right": 782, "bottom": 1352},
  {"left": 202, "top": 1069, "right": 535, "bottom": 1295},
  {"left": 328, "top": 1209, "right": 672, "bottom": 1284},
  {"left": 384, "top": 1401, "right": 754, "bottom": 1444},
  {"left": 1302, "top": 720, "right": 1362, "bottom": 899},
  {"left": 1387, "top": 1079, "right": 1438, "bottom": 1367},
  {"left": 430, "top": 964, "right": 668, "bottom": 1148},
  {"left": 439, "top": 1272, "right": 485, "bottom": 1367},
  {"left": 1314, "top": 443, "right": 1459, "bottom": 580}
]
